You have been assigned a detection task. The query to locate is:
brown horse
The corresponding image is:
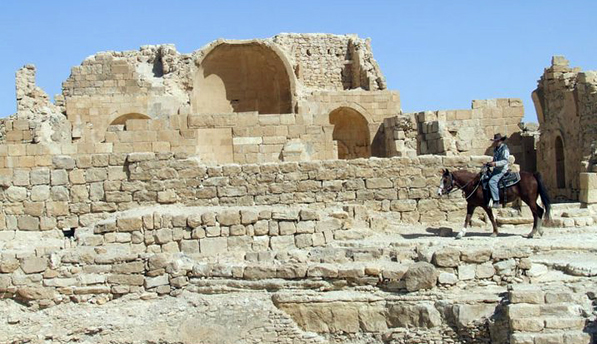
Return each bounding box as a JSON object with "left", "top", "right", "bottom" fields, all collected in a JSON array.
[{"left": 438, "top": 167, "right": 551, "bottom": 239}]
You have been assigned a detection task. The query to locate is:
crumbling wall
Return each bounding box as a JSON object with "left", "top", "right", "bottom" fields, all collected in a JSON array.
[
  {"left": 0, "top": 65, "right": 71, "bottom": 146},
  {"left": 533, "top": 56, "right": 597, "bottom": 200},
  {"left": 273, "top": 33, "right": 386, "bottom": 91}
]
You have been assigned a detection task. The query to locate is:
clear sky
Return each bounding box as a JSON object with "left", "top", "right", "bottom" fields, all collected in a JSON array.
[{"left": 1, "top": 1, "right": 596, "bottom": 122}]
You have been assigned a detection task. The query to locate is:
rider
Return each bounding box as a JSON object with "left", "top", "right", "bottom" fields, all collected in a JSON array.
[{"left": 487, "top": 133, "right": 510, "bottom": 208}]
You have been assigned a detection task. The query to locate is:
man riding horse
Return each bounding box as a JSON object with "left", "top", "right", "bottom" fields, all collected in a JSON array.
[
  {"left": 487, "top": 134, "right": 509, "bottom": 209},
  {"left": 437, "top": 133, "right": 551, "bottom": 239}
]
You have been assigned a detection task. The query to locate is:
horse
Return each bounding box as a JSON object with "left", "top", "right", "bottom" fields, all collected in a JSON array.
[{"left": 437, "top": 167, "right": 551, "bottom": 239}]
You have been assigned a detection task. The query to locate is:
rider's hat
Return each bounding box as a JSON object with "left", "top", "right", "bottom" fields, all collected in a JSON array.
[{"left": 491, "top": 133, "right": 507, "bottom": 142}]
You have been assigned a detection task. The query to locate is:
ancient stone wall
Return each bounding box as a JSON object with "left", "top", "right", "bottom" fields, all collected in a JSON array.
[
  {"left": 0, "top": 152, "right": 495, "bottom": 233},
  {"left": 534, "top": 56, "right": 597, "bottom": 200}
]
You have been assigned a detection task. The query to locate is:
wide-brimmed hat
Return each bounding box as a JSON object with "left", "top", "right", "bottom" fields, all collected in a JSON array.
[{"left": 490, "top": 133, "right": 507, "bottom": 142}]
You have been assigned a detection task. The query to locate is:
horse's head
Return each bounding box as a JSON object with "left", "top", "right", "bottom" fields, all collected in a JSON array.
[{"left": 438, "top": 169, "right": 454, "bottom": 196}]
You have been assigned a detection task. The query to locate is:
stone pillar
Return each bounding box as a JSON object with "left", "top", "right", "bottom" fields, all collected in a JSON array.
[{"left": 579, "top": 172, "right": 597, "bottom": 205}]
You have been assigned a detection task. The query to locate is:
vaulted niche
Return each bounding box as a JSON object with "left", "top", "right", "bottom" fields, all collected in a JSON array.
[
  {"left": 329, "top": 107, "right": 371, "bottom": 159},
  {"left": 192, "top": 43, "right": 293, "bottom": 114}
]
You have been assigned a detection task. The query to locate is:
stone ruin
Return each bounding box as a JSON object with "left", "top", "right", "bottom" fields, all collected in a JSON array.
[{"left": 0, "top": 34, "right": 595, "bottom": 344}]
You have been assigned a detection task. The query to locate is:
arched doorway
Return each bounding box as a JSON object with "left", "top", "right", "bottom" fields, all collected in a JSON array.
[
  {"left": 329, "top": 107, "right": 371, "bottom": 159},
  {"left": 555, "top": 136, "right": 565, "bottom": 189},
  {"left": 192, "top": 42, "right": 293, "bottom": 114}
]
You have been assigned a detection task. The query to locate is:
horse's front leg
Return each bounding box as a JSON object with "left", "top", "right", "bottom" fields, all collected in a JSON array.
[
  {"left": 482, "top": 206, "right": 499, "bottom": 237},
  {"left": 456, "top": 203, "right": 476, "bottom": 239}
]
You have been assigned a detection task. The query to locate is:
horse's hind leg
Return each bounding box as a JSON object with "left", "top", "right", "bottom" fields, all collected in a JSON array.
[
  {"left": 522, "top": 195, "right": 544, "bottom": 238},
  {"left": 482, "top": 206, "right": 499, "bottom": 237},
  {"left": 456, "top": 203, "right": 476, "bottom": 239}
]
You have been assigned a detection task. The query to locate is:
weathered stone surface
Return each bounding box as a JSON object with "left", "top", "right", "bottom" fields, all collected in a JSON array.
[
  {"left": 20, "top": 257, "right": 47, "bottom": 274},
  {"left": 387, "top": 303, "right": 442, "bottom": 328},
  {"left": 403, "top": 262, "right": 438, "bottom": 292},
  {"left": 432, "top": 248, "right": 460, "bottom": 267}
]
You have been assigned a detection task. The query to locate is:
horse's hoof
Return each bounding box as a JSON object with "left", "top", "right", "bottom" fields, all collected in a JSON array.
[
  {"left": 490, "top": 233, "right": 498, "bottom": 238},
  {"left": 455, "top": 231, "right": 465, "bottom": 240}
]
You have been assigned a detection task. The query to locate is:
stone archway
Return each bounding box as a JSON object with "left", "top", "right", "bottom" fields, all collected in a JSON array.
[
  {"left": 555, "top": 136, "right": 566, "bottom": 189},
  {"left": 329, "top": 107, "right": 371, "bottom": 159},
  {"left": 192, "top": 42, "right": 293, "bottom": 114},
  {"left": 109, "top": 113, "right": 150, "bottom": 126}
]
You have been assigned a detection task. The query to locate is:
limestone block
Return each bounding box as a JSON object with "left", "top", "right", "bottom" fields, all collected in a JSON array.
[
  {"left": 17, "top": 216, "right": 40, "bottom": 231},
  {"left": 295, "top": 234, "right": 313, "bottom": 248},
  {"left": 387, "top": 303, "right": 442, "bottom": 328},
  {"left": 277, "top": 264, "right": 307, "bottom": 279},
  {"left": 217, "top": 210, "right": 241, "bottom": 226},
  {"left": 544, "top": 317, "right": 585, "bottom": 330},
  {"left": 438, "top": 272, "right": 458, "bottom": 285},
  {"left": 229, "top": 225, "right": 246, "bottom": 236},
  {"left": 144, "top": 274, "right": 169, "bottom": 289},
  {"left": 202, "top": 212, "right": 216, "bottom": 226},
  {"left": 296, "top": 221, "right": 315, "bottom": 234},
  {"left": 492, "top": 247, "right": 530, "bottom": 260},
  {"left": 390, "top": 199, "right": 417, "bottom": 212},
  {"left": 315, "top": 218, "right": 342, "bottom": 232},
  {"left": 23, "top": 201, "right": 43, "bottom": 218},
  {"left": 227, "top": 236, "right": 252, "bottom": 251},
  {"left": 157, "top": 190, "right": 177, "bottom": 204},
  {"left": 279, "top": 221, "right": 296, "bottom": 235},
  {"left": 0, "top": 257, "right": 20, "bottom": 273},
  {"left": 452, "top": 304, "right": 496, "bottom": 327},
  {"left": 253, "top": 220, "right": 269, "bottom": 236},
  {"left": 563, "top": 332, "right": 592, "bottom": 344},
  {"left": 475, "top": 262, "right": 495, "bottom": 279},
  {"left": 532, "top": 333, "right": 563, "bottom": 344},
  {"left": 16, "top": 286, "right": 54, "bottom": 301},
  {"left": 508, "top": 303, "right": 540, "bottom": 318},
  {"left": 510, "top": 287, "right": 545, "bottom": 304},
  {"left": 6, "top": 186, "right": 27, "bottom": 202},
  {"left": 460, "top": 248, "right": 492, "bottom": 263},
  {"left": 338, "top": 266, "right": 365, "bottom": 279},
  {"left": 117, "top": 217, "right": 143, "bottom": 232},
  {"left": 457, "top": 264, "right": 475, "bottom": 281},
  {"left": 527, "top": 263, "right": 548, "bottom": 278},
  {"left": 300, "top": 209, "right": 320, "bottom": 221},
  {"left": 50, "top": 170, "right": 68, "bottom": 185},
  {"left": 307, "top": 264, "right": 338, "bottom": 278},
  {"left": 510, "top": 317, "right": 544, "bottom": 332},
  {"left": 20, "top": 257, "right": 47, "bottom": 274},
  {"left": 243, "top": 265, "right": 277, "bottom": 279},
  {"left": 200, "top": 237, "right": 227, "bottom": 255},
  {"left": 270, "top": 236, "right": 295, "bottom": 251},
  {"left": 240, "top": 210, "right": 259, "bottom": 224},
  {"left": 51, "top": 186, "right": 69, "bottom": 201},
  {"left": 365, "top": 178, "right": 393, "bottom": 189},
  {"left": 432, "top": 248, "right": 461, "bottom": 267},
  {"left": 544, "top": 291, "right": 574, "bottom": 303},
  {"left": 30, "top": 169, "right": 49, "bottom": 185},
  {"left": 404, "top": 262, "right": 438, "bottom": 292},
  {"left": 52, "top": 155, "right": 75, "bottom": 169},
  {"left": 272, "top": 209, "right": 300, "bottom": 221},
  {"left": 112, "top": 262, "right": 144, "bottom": 274},
  {"left": 494, "top": 259, "right": 516, "bottom": 276},
  {"left": 154, "top": 229, "right": 173, "bottom": 244},
  {"left": 382, "top": 264, "right": 408, "bottom": 280}
]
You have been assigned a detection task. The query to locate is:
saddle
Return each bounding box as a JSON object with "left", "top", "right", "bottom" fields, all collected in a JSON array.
[
  {"left": 481, "top": 169, "right": 521, "bottom": 190},
  {"left": 481, "top": 169, "right": 521, "bottom": 205}
]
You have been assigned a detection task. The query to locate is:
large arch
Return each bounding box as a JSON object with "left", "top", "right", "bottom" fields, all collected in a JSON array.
[
  {"left": 555, "top": 135, "right": 566, "bottom": 189},
  {"left": 192, "top": 41, "right": 294, "bottom": 114},
  {"left": 329, "top": 107, "right": 371, "bottom": 159}
]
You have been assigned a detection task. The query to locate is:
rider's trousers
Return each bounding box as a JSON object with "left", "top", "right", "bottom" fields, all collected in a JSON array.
[{"left": 488, "top": 168, "right": 507, "bottom": 202}]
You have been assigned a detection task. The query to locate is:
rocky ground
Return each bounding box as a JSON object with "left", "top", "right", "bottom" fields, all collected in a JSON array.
[{"left": 1, "top": 216, "right": 596, "bottom": 344}]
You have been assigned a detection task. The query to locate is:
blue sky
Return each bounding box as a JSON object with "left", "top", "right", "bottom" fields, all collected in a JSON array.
[{"left": 1, "top": 1, "right": 596, "bottom": 122}]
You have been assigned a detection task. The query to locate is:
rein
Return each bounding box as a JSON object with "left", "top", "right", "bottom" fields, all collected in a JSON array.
[{"left": 446, "top": 172, "right": 481, "bottom": 200}]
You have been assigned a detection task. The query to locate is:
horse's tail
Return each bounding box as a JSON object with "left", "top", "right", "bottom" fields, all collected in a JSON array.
[{"left": 534, "top": 172, "right": 551, "bottom": 220}]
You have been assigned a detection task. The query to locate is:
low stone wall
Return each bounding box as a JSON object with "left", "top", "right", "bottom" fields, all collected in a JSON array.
[{"left": 0, "top": 153, "right": 492, "bottom": 232}]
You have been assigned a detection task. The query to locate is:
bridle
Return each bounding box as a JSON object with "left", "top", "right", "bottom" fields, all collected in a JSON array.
[{"left": 442, "top": 172, "right": 482, "bottom": 200}]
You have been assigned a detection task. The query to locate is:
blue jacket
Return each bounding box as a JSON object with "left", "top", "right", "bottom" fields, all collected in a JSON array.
[{"left": 493, "top": 144, "right": 510, "bottom": 172}]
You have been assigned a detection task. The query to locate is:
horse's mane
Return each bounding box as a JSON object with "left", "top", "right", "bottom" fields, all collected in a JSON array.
[{"left": 452, "top": 169, "right": 480, "bottom": 182}]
